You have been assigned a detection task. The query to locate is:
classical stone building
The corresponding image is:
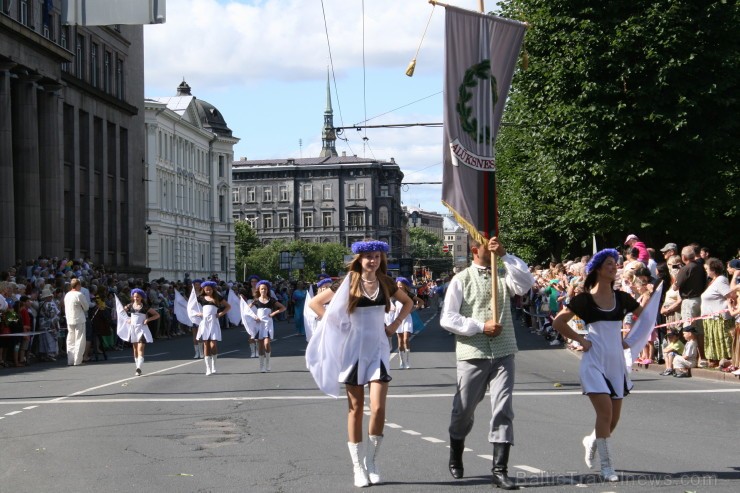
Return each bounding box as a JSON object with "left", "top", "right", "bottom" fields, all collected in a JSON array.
[
  {"left": 0, "top": 1, "right": 146, "bottom": 273},
  {"left": 443, "top": 214, "right": 470, "bottom": 269},
  {"left": 144, "top": 81, "right": 238, "bottom": 281},
  {"left": 232, "top": 79, "right": 405, "bottom": 257}
]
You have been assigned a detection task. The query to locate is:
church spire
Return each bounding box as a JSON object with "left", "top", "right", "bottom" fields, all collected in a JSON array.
[{"left": 320, "top": 68, "right": 338, "bottom": 157}]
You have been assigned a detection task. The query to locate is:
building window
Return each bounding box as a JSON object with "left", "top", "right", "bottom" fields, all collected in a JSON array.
[
  {"left": 358, "top": 183, "right": 365, "bottom": 199},
  {"left": 221, "top": 245, "right": 228, "bottom": 273},
  {"left": 348, "top": 184, "right": 356, "bottom": 200},
  {"left": 279, "top": 213, "right": 289, "bottom": 229},
  {"left": 302, "top": 184, "right": 312, "bottom": 201},
  {"left": 322, "top": 212, "right": 332, "bottom": 227},
  {"left": 20, "top": 0, "right": 28, "bottom": 25},
  {"left": 303, "top": 212, "right": 313, "bottom": 228},
  {"left": 263, "top": 214, "right": 273, "bottom": 229},
  {"left": 104, "top": 51, "right": 111, "bottom": 92},
  {"left": 232, "top": 187, "right": 240, "bottom": 203},
  {"left": 60, "top": 26, "right": 69, "bottom": 72},
  {"left": 218, "top": 155, "right": 225, "bottom": 177},
  {"left": 348, "top": 211, "right": 364, "bottom": 227},
  {"left": 380, "top": 185, "right": 389, "bottom": 197},
  {"left": 115, "top": 57, "right": 124, "bottom": 98},
  {"left": 263, "top": 186, "right": 272, "bottom": 202},
  {"left": 90, "top": 43, "right": 98, "bottom": 88},
  {"left": 378, "top": 206, "right": 389, "bottom": 226},
  {"left": 245, "top": 214, "right": 257, "bottom": 229},
  {"left": 218, "top": 194, "right": 225, "bottom": 222},
  {"left": 247, "top": 187, "right": 255, "bottom": 203},
  {"left": 323, "top": 184, "right": 332, "bottom": 200},
  {"left": 76, "top": 34, "right": 85, "bottom": 79},
  {"left": 279, "top": 185, "right": 288, "bottom": 201}
]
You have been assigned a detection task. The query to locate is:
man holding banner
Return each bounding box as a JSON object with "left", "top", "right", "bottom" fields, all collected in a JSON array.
[{"left": 435, "top": 1, "right": 528, "bottom": 489}]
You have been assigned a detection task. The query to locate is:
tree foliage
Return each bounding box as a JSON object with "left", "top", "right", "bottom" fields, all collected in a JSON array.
[
  {"left": 496, "top": 0, "right": 739, "bottom": 262},
  {"left": 240, "top": 239, "right": 351, "bottom": 282},
  {"left": 409, "top": 227, "right": 447, "bottom": 259}
]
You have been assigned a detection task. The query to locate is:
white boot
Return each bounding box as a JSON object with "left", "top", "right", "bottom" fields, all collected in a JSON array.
[
  {"left": 365, "top": 435, "right": 383, "bottom": 484},
  {"left": 204, "top": 356, "right": 212, "bottom": 376},
  {"left": 135, "top": 357, "right": 143, "bottom": 376},
  {"left": 582, "top": 430, "right": 596, "bottom": 469},
  {"left": 250, "top": 342, "right": 257, "bottom": 358},
  {"left": 259, "top": 354, "right": 266, "bottom": 373},
  {"left": 399, "top": 351, "right": 406, "bottom": 369},
  {"left": 595, "top": 437, "right": 618, "bottom": 482},
  {"left": 193, "top": 345, "right": 199, "bottom": 359},
  {"left": 265, "top": 352, "right": 271, "bottom": 372},
  {"left": 404, "top": 350, "right": 411, "bottom": 369},
  {"left": 211, "top": 354, "right": 217, "bottom": 374},
  {"left": 347, "top": 442, "right": 369, "bottom": 488}
]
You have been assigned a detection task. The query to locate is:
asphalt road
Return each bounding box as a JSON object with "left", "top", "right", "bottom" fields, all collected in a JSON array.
[{"left": 1, "top": 311, "right": 739, "bottom": 493}]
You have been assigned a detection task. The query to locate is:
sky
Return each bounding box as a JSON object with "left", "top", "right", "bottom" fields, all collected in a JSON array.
[{"left": 144, "top": 0, "right": 500, "bottom": 214}]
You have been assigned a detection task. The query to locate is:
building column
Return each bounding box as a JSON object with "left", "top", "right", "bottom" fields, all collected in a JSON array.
[
  {"left": 11, "top": 69, "right": 43, "bottom": 260},
  {"left": 0, "top": 62, "right": 17, "bottom": 270},
  {"left": 38, "top": 82, "right": 65, "bottom": 257}
]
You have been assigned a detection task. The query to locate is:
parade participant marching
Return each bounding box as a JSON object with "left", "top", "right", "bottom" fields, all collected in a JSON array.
[
  {"left": 190, "top": 281, "right": 231, "bottom": 376},
  {"left": 307, "top": 239, "right": 414, "bottom": 487},
  {"left": 251, "top": 280, "right": 286, "bottom": 373},
  {"left": 390, "top": 277, "right": 418, "bottom": 369},
  {"left": 190, "top": 279, "right": 203, "bottom": 359},
  {"left": 246, "top": 275, "right": 260, "bottom": 358},
  {"left": 552, "top": 249, "right": 645, "bottom": 482},
  {"left": 115, "top": 288, "right": 159, "bottom": 376},
  {"left": 440, "top": 236, "right": 534, "bottom": 490}
]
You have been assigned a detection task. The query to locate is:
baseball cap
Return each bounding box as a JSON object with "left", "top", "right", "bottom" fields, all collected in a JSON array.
[
  {"left": 624, "top": 234, "right": 638, "bottom": 245},
  {"left": 729, "top": 259, "right": 740, "bottom": 269},
  {"left": 682, "top": 326, "right": 697, "bottom": 334},
  {"left": 660, "top": 243, "right": 677, "bottom": 253}
]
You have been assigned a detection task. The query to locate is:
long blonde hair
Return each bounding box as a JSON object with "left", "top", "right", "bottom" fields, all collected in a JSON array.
[{"left": 346, "top": 251, "right": 395, "bottom": 314}]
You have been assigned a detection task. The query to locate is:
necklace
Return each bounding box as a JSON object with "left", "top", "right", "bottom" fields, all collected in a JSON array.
[
  {"left": 361, "top": 282, "right": 380, "bottom": 301},
  {"left": 361, "top": 276, "right": 377, "bottom": 283}
]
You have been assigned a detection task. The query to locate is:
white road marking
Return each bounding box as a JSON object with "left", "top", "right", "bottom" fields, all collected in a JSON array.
[
  {"left": 514, "top": 465, "right": 545, "bottom": 473},
  {"left": 385, "top": 423, "right": 402, "bottom": 429},
  {"left": 401, "top": 429, "right": 421, "bottom": 436},
  {"left": 107, "top": 352, "right": 169, "bottom": 361},
  {"left": 5, "top": 411, "right": 22, "bottom": 416},
  {"left": 22, "top": 406, "right": 38, "bottom": 410},
  {"left": 421, "top": 437, "right": 445, "bottom": 443},
  {"left": 478, "top": 454, "right": 493, "bottom": 460}
]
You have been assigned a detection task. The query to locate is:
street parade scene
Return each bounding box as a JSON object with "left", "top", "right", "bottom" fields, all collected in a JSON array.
[{"left": 1, "top": 1, "right": 737, "bottom": 492}]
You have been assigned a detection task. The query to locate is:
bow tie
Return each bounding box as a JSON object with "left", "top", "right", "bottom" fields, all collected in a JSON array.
[{"left": 475, "top": 267, "right": 492, "bottom": 275}]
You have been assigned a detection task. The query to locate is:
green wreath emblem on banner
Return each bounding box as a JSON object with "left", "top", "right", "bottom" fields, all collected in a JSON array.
[{"left": 456, "top": 59, "right": 498, "bottom": 146}]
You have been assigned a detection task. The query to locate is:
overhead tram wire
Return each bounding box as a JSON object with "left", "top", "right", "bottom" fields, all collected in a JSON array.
[{"left": 362, "top": 0, "right": 369, "bottom": 158}]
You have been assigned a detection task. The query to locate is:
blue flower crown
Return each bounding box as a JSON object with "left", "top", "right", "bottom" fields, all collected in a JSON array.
[
  {"left": 130, "top": 288, "right": 147, "bottom": 299},
  {"left": 256, "top": 280, "right": 272, "bottom": 290},
  {"left": 201, "top": 281, "right": 218, "bottom": 288},
  {"left": 586, "top": 248, "right": 619, "bottom": 275},
  {"left": 317, "top": 278, "right": 333, "bottom": 288},
  {"left": 247, "top": 275, "right": 260, "bottom": 282},
  {"left": 351, "top": 240, "right": 390, "bottom": 254},
  {"left": 395, "top": 277, "right": 412, "bottom": 286}
]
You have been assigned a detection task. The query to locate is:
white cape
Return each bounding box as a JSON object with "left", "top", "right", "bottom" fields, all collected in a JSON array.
[
  {"left": 227, "top": 289, "right": 242, "bottom": 326},
  {"left": 305, "top": 276, "right": 351, "bottom": 398},
  {"left": 624, "top": 282, "right": 664, "bottom": 362},
  {"left": 239, "top": 296, "right": 259, "bottom": 338},
  {"left": 187, "top": 287, "right": 203, "bottom": 326},
  {"left": 173, "top": 290, "right": 190, "bottom": 326},
  {"left": 303, "top": 285, "right": 318, "bottom": 342},
  {"left": 115, "top": 295, "right": 130, "bottom": 340}
]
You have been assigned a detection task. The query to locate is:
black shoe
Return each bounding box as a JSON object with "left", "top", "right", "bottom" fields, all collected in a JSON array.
[
  {"left": 449, "top": 438, "right": 465, "bottom": 479},
  {"left": 135, "top": 368, "right": 142, "bottom": 376},
  {"left": 492, "top": 443, "right": 519, "bottom": 490},
  {"left": 673, "top": 372, "right": 690, "bottom": 378},
  {"left": 659, "top": 369, "right": 674, "bottom": 376}
]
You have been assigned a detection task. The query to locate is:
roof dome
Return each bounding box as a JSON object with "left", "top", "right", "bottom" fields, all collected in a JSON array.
[{"left": 176, "top": 80, "right": 233, "bottom": 137}]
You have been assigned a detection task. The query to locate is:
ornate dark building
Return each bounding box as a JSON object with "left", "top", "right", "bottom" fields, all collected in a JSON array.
[{"left": 232, "top": 77, "right": 405, "bottom": 256}]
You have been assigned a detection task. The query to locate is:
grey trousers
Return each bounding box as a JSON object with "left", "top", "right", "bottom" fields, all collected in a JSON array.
[{"left": 449, "top": 354, "right": 515, "bottom": 444}]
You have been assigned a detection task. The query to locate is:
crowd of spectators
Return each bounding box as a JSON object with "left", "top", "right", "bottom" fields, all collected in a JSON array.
[
  {"left": 2, "top": 236, "right": 739, "bottom": 380},
  {"left": 514, "top": 236, "right": 740, "bottom": 377}
]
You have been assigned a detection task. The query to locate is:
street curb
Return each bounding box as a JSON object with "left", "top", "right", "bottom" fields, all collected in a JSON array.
[{"left": 561, "top": 346, "right": 740, "bottom": 384}]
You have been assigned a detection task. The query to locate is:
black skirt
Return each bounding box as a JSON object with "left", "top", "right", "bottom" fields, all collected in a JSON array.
[{"left": 343, "top": 360, "right": 392, "bottom": 386}]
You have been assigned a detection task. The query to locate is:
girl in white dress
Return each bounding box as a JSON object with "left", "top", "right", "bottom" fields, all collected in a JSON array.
[
  {"left": 389, "top": 277, "right": 417, "bottom": 369},
  {"left": 553, "top": 249, "right": 644, "bottom": 482},
  {"left": 308, "top": 240, "right": 414, "bottom": 488},
  {"left": 119, "top": 289, "right": 159, "bottom": 376},
  {"left": 195, "top": 281, "right": 231, "bottom": 375},
  {"left": 251, "top": 280, "right": 286, "bottom": 372}
]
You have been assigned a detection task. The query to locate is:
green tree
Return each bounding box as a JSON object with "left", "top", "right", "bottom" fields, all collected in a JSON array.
[
  {"left": 409, "top": 227, "right": 445, "bottom": 259},
  {"left": 496, "top": 0, "right": 739, "bottom": 262},
  {"left": 235, "top": 221, "right": 261, "bottom": 281},
  {"left": 241, "top": 239, "right": 351, "bottom": 282}
]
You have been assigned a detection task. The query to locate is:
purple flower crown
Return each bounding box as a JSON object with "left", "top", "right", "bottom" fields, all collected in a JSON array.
[
  {"left": 256, "top": 280, "right": 272, "bottom": 290},
  {"left": 317, "top": 278, "right": 333, "bottom": 288},
  {"left": 351, "top": 240, "right": 390, "bottom": 254},
  {"left": 130, "top": 288, "right": 147, "bottom": 299},
  {"left": 586, "top": 248, "right": 619, "bottom": 274},
  {"left": 201, "top": 281, "right": 218, "bottom": 288},
  {"left": 395, "top": 277, "right": 412, "bottom": 286}
]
